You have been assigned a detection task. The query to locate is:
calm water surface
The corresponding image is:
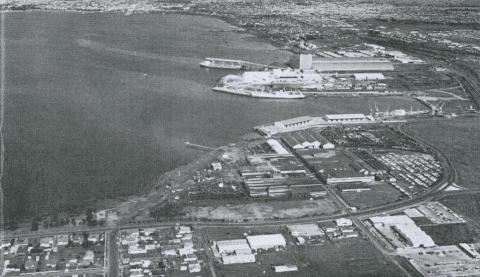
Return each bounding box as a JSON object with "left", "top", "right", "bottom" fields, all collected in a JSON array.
[{"left": 4, "top": 11, "right": 423, "bottom": 220}]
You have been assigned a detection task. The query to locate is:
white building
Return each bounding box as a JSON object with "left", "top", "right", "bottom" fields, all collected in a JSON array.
[
  {"left": 247, "top": 234, "right": 286, "bottom": 251},
  {"left": 266, "top": 139, "right": 290, "bottom": 155},
  {"left": 335, "top": 218, "right": 353, "bottom": 227},
  {"left": 273, "top": 264, "right": 298, "bottom": 273},
  {"left": 370, "top": 215, "right": 435, "bottom": 248},
  {"left": 215, "top": 239, "right": 251, "bottom": 255},
  {"left": 287, "top": 224, "right": 323, "bottom": 238},
  {"left": 188, "top": 263, "right": 201, "bottom": 273},
  {"left": 299, "top": 54, "right": 394, "bottom": 72},
  {"left": 222, "top": 254, "right": 256, "bottom": 265},
  {"left": 211, "top": 162, "right": 222, "bottom": 171},
  {"left": 353, "top": 73, "right": 385, "bottom": 81}
]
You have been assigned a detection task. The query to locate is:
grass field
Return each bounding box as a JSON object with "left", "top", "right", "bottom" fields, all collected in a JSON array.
[
  {"left": 420, "top": 223, "right": 480, "bottom": 245},
  {"left": 441, "top": 193, "right": 480, "bottom": 224},
  {"left": 406, "top": 118, "right": 480, "bottom": 190},
  {"left": 339, "top": 183, "right": 404, "bottom": 210}
]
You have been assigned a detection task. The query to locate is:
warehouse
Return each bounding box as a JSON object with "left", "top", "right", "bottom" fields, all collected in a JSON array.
[
  {"left": 322, "top": 114, "right": 371, "bottom": 123},
  {"left": 215, "top": 239, "right": 251, "bottom": 255},
  {"left": 244, "top": 176, "right": 324, "bottom": 198},
  {"left": 370, "top": 215, "right": 435, "bottom": 248},
  {"left": 299, "top": 54, "right": 394, "bottom": 72},
  {"left": 353, "top": 73, "right": 385, "bottom": 81},
  {"left": 336, "top": 182, "right": 372, "bottom": 192},
  {"left": 274, "top": 116, "right": 314, "bottom": 130},
  {"left": 298, "top": 149, "right": 376, "bottom": 184},
  {"left": 247, "top": 234, "right": 286, "bottom": 251},
  {"left": 280, "top": 129, "right": 335, "bottom": 150},
  {"left": 222, "top": 254, "right": 256, "bottom": 265},
  {"left": 287, "top": 224, "right": 323, "bottom": 238},
  {"left": 273, "top": 264, "right": 298, "bottom": 273},
  {"left": 266, "top": 139, "right": 290, "bottom": 155}
]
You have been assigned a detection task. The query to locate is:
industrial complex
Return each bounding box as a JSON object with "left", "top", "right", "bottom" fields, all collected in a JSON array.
[{"left": 2, "top": 0, "right": 479, "bottom": 276}]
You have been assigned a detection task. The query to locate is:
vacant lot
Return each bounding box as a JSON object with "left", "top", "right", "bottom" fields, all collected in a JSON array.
[
  {"left": 421, "top": 223, "right": 480, "bottom": 245},
  {"left": 185, "top": 199, "right": 339, "bottom": 221},
  {"left": 340, "top": 183, "right": 404, "bottom": 210},
  {"left": 406, "top": 118, "right": 480, "bottom": 189},
  {"left": 441, "top": 193, "right": 480, "bottom": 224}
]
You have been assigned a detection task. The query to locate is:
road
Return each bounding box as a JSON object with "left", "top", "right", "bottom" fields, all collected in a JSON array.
[{"left": 106, "top": 230, "right": 119, "bottom": 277}]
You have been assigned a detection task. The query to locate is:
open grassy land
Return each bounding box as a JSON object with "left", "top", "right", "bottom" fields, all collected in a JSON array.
[
  {"left": 441, "top": 193, "right": 480, "bottom": 224},
  {"left": 339, "top": 184, "right": 404, "bottom": 210},
  {"left": 405, "top": 117, "right": 480, "bottom": 189},
  {"left": 420, "top": 223, "right": 480, "bottom": 245}
]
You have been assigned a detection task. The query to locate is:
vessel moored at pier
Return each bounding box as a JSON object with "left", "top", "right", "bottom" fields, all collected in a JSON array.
[{"left": 200, "top": 57, "right": 279, "bottom": 71}]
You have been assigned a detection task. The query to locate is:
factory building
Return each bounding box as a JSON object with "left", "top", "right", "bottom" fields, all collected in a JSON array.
[
  {"left": 287, "top": 224, "right": 323, "bottom": 238},
  {"left": 337, "top": 182, "right": 372, "bottom": 192},
  {"left": 322, "top": 114, "right": 373, "bottom": 123},
  {"left": 299, "top": 54, "right": 394, "bottom": 72},
  {"left": 243, "top": 176, "right": 325, "bottom": 198},
  {"left": 247, "top": 234, "right": 286, "bottom": 251},
  {"left": 370, "top": 215, "right": 435, "bottom": 248},
  {"left": 273, "top": 265, "right": 298, "bottom": 273},
  {"left": 353, "top": 73, "right": 385, "bottom": 81},
  {"left": 335, "top": 218, "right": 353, "bottom": 227},
  {"left": 280, "top": 129, "right": 335, "bottom": 150},
  {"left": 222, "top": 254, "right": 256, "bottom": 265},
  {"left": 214, "top": 239, "right": 256, "bottom": 265},
  {"left": 274, "top": 116, "right": 314, "bottom": 130},
  {"left": 297, "top": 149, "right": 377, "bottom": 185},
  {"left": 215, "top": 239, "right": 251, "bottom": 255},
  {"left": 266, "top": 139, "right": 290, "bottom": 155}
]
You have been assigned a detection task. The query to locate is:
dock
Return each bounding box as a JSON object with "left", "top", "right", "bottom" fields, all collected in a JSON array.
[
  {"left": 185, "top": 141, "right": 215, "bottom": 152},
  {"left": 200, "top": 57, "right": 280, "bottom": 71}
]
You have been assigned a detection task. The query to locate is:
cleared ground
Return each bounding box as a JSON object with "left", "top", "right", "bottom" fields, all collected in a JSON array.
[
  {"left": 184, "top": 199, "right": 339, "bottom": 221},
  {"left": 339, "top": 184, "right": 404, "bottom": 210}
]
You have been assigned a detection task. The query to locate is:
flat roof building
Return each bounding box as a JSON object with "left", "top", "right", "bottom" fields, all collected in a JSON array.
[
  {"left": 273, "top": 264, "right": 298, "bottom": 273},
  {"left": 222, "top": 254, "right": 256, "bottom": 265},
  {"left": 370, "top": 215, "right": 435, "bottom": 248},
  {"left": 280, "top": 129, "right": 335, "bottom": 150},
  {"left": 287, "top": 224, "right": 323, "bottom": 238},
  {"left": 266, "top": 139, "right": 290, "bottom": 155},
  {"left": 299, "top": 54, "right": 394, "bottom": 72},
  {"left": 337, "top": 182, "right": 372, "bottom": 192},
  {"left": 247, "top": 234, "right": 286, "bottom": 251},
  {"left": 215, "top": 239, "right": 251, "bottom": 255},
  {"left": 335, "top": 218, "right": 353, "bottom": 227}
]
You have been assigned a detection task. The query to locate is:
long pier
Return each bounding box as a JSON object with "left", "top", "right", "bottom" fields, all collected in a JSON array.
[
  {"left": 201, "top": 57, "right": 280, "bottom": 71},
  {"left": 185, "top": 141, "right": 215, "bottom": 151}
]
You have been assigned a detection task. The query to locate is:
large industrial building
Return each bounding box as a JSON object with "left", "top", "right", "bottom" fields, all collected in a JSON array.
[
  {"left": 215, "top": 239, "right": 251, "bottom": 255},
  {"left": 213, "top": 239, "right": 256, "bottom": 265},
  {"left": 280, "top": 129, "right": 335, "bottom": 150},
  {"left": 255, "top": 113, "right": 379, "bottom": 136},
  {"left": 299, "top": 54, "right": 394, "bottom": 72},
  {"left": 241, "top": 153, "right": 326, "bottom": 198},
  {"left": 246, "top": 234, "right": 287, "bottom": 251},
  {"left": 287, "top": 224, "right": 323, "bottom": 238},
  {"left": 297, "top": 149, "right": 377, "bottom": 184},
  {"left": 370, "top": 215, "right": 435, "bottom": 248}
]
